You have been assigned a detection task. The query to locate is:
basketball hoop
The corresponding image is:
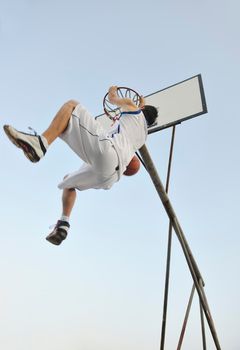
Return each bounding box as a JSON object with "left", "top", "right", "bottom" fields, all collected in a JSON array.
[{"left": 103, "top": 87, "right": 141, "bottom": 121}]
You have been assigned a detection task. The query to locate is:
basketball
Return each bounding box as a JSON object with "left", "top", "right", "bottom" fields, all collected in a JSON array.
[{"left": 123, "top": 155, "right": 140, "bottom": 176}]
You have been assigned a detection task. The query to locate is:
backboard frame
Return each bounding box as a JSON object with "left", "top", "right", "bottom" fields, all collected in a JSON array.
[{"left": 146, "top": 74, "right": 207, "bottom": 134}]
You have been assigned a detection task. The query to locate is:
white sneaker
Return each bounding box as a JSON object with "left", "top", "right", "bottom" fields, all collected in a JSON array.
[{"left": 3, "top": 125, "right": 47, "bottom": 163}]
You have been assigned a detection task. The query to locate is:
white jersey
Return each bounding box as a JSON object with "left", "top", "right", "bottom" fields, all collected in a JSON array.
[
  {"left": 58, "top": 105, "right": 147, "bottom": 191},
  {"left": 108, "top": 110, "right": 148, "bottom": 177}
]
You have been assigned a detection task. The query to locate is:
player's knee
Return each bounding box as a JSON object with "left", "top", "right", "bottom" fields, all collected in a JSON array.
[{"left": 64, "top": 100, "right": 79, "bottom": 112}]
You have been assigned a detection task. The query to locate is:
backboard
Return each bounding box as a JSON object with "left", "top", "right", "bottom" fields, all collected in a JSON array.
[{"left": 95, "top": 74, "right": 207, "bottom": 134}]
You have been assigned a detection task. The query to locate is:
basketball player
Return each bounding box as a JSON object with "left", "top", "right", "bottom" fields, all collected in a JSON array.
[{"left": 3, "top": 86, "right": 158, "bottom": 245}]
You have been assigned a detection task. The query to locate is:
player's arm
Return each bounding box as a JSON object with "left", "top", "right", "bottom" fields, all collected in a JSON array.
[
  {"left": 108, "top": 86, "right": 139, "bottom": 111},
  {"left": 139, "top": 95, "right": 145, "bottom": 108}
]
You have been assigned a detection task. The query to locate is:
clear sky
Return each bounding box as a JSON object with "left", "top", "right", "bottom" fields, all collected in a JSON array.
[{"left": 0, "top": 0, "right": 239, "bottom": 349}]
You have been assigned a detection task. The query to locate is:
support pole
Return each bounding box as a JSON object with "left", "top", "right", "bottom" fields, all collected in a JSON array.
[
  {"left": 177, "top": 284, "right": 195, "bottom": 350},
  {"left": 139, "top": 144, "right": 221, "bottom": 350},
  {"left": 199, "top": 292, "right": 207, "bottom": 350},
  {"left": 160, "top": 222, "right": 173, "bottom": 350},
  {"left": 160, "top": 126, "right": 176, "bottom": 350}
]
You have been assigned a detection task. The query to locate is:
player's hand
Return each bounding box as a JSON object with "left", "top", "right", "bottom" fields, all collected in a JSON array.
[
  {"left": 108, "top": 86, "right": 119, "bottom": 104},
  {"left": 108, "top": 86, "right": 118, "bottom": 94}
]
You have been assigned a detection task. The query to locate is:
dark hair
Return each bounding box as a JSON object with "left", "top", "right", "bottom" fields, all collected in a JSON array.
[{"left": 142, "top": 105, "right": 158, "bottom": 126}]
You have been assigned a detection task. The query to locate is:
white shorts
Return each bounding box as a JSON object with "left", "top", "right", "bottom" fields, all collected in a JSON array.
[{"left": 58, "top": 104, "right": 119, "bottom": 191}]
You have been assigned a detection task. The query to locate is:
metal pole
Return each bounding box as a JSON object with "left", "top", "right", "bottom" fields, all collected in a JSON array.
[
  {"left": 165, "top": 126, "right": 176, "bottom": 194},
  {"left": 160, "top": 126, "right": 176, "bottom": 350},
  {"left": 177, "top": 284, "right": 196, "bottom": 350},
  {"left": 160, "top": 222, "right": 173, "bottom": 350},
  {"left": 199, "top": 296, "right": 207, "bottom": 350},
  {"left": 139, "top": 144, "right": 221, "bottom": 350}
]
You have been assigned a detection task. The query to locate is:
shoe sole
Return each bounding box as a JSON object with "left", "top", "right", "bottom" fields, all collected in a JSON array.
[
  {"left": 46, "top": 235, "right": 62, "bottom": 246},
  {"left": 46, "top": 229, "right": 68, "bottom": 246},
  {"left": 4, "top": 125, "right": 40, "bottom": 163}
]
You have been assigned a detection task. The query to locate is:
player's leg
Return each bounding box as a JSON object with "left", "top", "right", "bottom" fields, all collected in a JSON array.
[
  {"left": 3, "top": 100, "right": 78, "bottom": 162},
  {"left": 46, "top": 187, "right": 77, "bottom": 246},
  {"left": 42, "top": 100, "right": 78, "bottom": 145},
  {"left": 61, "top": 187, "right": 77, "bottom": 218}
]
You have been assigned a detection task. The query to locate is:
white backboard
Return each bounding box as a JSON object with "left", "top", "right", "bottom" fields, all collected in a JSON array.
[{"left": 95, "top": 74, "right": 207, "bottom": 134}]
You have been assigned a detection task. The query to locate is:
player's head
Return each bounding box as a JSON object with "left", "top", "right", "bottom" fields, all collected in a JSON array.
[{"left": 142, "top": 105, "right": 158, "bottom": 127}]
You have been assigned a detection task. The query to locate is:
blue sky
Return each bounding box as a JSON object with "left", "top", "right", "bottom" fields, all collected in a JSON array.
[{"left": 0, "top": 0, "right": 240, "bottom": 349}]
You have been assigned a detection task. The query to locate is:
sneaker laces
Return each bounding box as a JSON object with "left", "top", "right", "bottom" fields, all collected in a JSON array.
[
  {"left": 28, "top": 126, "right": 38, "bottom": 136},
  {"left": 48, "top": 221, "right": 66, "bottom": 230},
  {"left": 49, "top": 223, "right": 57, "bottom": 229}
]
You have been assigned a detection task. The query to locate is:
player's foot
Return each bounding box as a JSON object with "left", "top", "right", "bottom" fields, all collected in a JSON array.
[
  {"left": 46, "top": 220, "right": 70, "bottom": 246},
  {"left": 3, "top": 125, "right": 47, "bottom": 163}
]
